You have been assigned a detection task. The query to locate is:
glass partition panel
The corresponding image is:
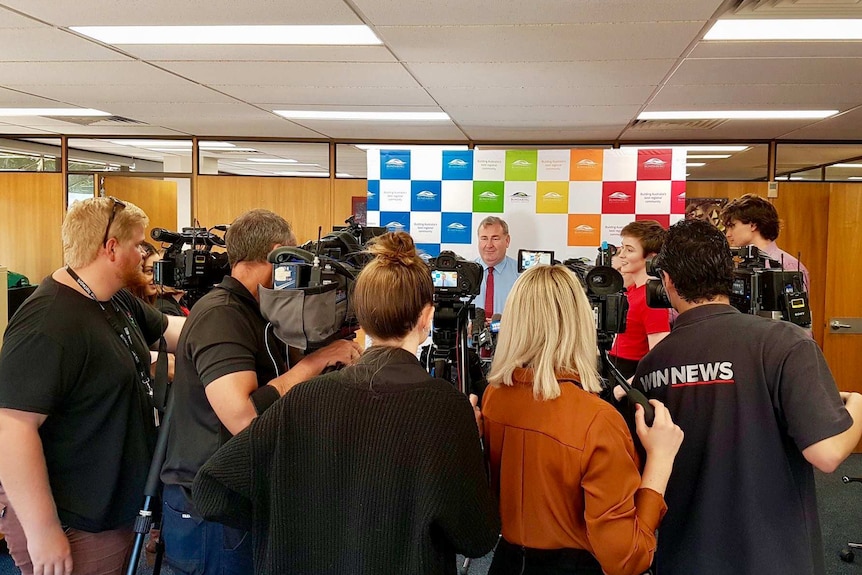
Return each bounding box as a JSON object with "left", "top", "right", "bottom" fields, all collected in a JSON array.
[
  {"left": 621, "top": 144, "right": 768, "bottom": 181},
  {"left": 777, "top": 143, "right": 862, "bottom": 182},
  {"left": 0, "top": 137, "right": 61, "bottom": 172},
  {"left": 337, "top": 144, "right": 470, "bottom": 180},
  {"left": 199, "top": 141, "right": 329, "bottom": 176},
  {"left": 67, "top": 138, "right": 192, "bottom": 173}
]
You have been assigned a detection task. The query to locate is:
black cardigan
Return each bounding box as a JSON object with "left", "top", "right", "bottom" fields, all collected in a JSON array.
[{"left": 192, "top": 347, "right": 500, "bottom": 575}]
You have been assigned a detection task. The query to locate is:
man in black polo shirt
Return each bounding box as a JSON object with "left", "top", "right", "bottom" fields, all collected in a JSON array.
[
  {"left": 634, "top": 219, "right": 862, "bottom": 575},
  {"left": 160, "top": 209, "right": 362, "bottom": 575}
]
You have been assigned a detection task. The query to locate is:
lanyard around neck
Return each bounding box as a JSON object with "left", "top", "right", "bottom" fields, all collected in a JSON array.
[{"left": 65, "top": 266, "right": 154, "bottom": 398}]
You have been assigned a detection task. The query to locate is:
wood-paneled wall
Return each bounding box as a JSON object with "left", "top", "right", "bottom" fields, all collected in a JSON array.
[
  {"left": 686, "top": 182, "right": 830, "bottom": 347},
  {"left": 332, "top": 179, "right": 367, "bottom": 228},
  {"left": 195, "top": 176, "right": 332, "bottom": 245},
  {"left": 104, "top": 177, "right": 178, "bottom": 244},
  {"left": 0, "top": 173, "right": 64, "bottom": 282}
]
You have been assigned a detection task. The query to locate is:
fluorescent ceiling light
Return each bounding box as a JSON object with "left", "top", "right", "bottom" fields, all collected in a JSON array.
[
  {"left": 336, "top": 173, "right": 354, "bottom": 178},
  {"left": 71, "top": 25, "right": 381, "bottom": 45},
  {"left": 639, "top": 110, "right": 837, "bottom": 120},
  {"left": 278, "top": 171, "right": 329, "bottom": 177},
  {"left": 0, "top": 108, "right": 110, "bottom": 117},
  {"left": 238, "top": 162, "right": 319, "bottom": 167},
  {"left": 246, "top": 158, "right": 297, "bottom": 164},
  {"left": 686, "top": 154, "right": 731, "bottom": 159},
  {"left": 108, "top": 139, "right": 192, "bottom": 148},
  {"left": 275, "top": 110, "right": 451, "bottom": 121},
  {"left": 705, "top": 19, "right": 862, "bottom": 41},
  {"left": 681, "top": 146, "right": 749, "bottom": 152},
  {"left": 353, "top": 144, "right": 468, "bottom": 151},
  {"left": 686, "top": 163, "right": 706, "bottom": 167},
  {"left": 831, "top": 163, "right": 862, "bottom": 168},
  {"left": 848, "top": 176, "right": 862, "bottom": 180}
]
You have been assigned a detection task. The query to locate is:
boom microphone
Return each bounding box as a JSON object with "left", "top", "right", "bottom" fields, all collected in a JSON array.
[{"left": 151, "top": 228, "right": 182, "bottom": 244}]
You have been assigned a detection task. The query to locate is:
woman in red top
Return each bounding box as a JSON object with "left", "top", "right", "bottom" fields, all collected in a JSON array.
[
  {"left": 609, "top": 220, "right": 671, "bottom": 379},
  {"left": 482, "top": 264, "right": 683, "bottom": 575}
]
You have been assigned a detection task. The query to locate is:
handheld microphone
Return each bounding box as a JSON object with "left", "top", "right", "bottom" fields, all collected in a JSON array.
[
  {"left": 472, "top": 308, "right": 486, "bottom": 342},
  {"left": 151, "top": 228, "right": 182, "bottom": 244}
]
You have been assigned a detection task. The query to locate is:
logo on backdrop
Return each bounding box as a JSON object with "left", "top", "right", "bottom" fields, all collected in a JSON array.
[
  {"left": 380, "top": 151, "right": 411, "bottom": 180},
  {"left": 441, "top": 213, "right": 473, "bottom": 244},
  {"left": 442, "top": 150, "right": 474, "bottom": 180},
  {"left": 602, "top": 182, "right": 637, "bottom": 214},
  {"left": 411, "top": 181, "right": 442, "bottom": 212},
  {"left": 637, "top": 149, "right": 673, "bottom": 180}
]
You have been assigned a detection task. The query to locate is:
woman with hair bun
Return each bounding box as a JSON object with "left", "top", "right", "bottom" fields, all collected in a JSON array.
[
  {"left": 192, "top": 231, "right": 500, "bottom": 574},
  {"left": 483, "top": 264, "right": 683, "bottom": 575}
]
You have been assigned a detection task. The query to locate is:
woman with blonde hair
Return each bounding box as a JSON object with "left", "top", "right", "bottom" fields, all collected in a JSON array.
[
  {"left": 483, "top": 264, "right": 683, "bottom": 575},
  {"left": 192, "top": 231, "right": 500, "bottom": 574}
]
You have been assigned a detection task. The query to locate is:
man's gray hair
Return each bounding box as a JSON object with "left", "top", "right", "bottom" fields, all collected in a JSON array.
[
  {"left": 226, "top": 209, "right": 295, "bottom": 267},
  {"left": 477, "top": 216, "right": 509, "bottom": 236}
]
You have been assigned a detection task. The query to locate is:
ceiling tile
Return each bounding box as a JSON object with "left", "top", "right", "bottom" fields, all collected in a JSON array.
[
  {"left": 381, "top": 22, "right": 705, "bottom": 63},
  {"left": 0, "top": 28, "right": 131, "bottom": 62},
  {"left": 651, "top": 83, "right": 862, "bottom": 108},
  {"left": 355, "top": 0, "right": 723, "bottom": 25},
  {"left": 0, "top": 6, "right": 47, "bottom": 28},
  {"left": 463, "top": 126, "right": 622, "bottom": 141},
  {"left": 150, "top": 117, "right": 326, "bottom": 137},
  {"left": 445, "top": 105, "right": 641, "bottom": 126},
  {"left": 0, "top": 0, "right": 361, "bottom": 26},
  {"left": 220, "top": 86, "right": 436, "bottom": 106},
  {"left": 690, "top": 40, "right": 862, "bottom": 59},
  {"left": 31, "top": 83, "right": 238, "bottom": 105},
  {"left": 0, "top": 87, "right": 65, "bottom": 106},
  {"left": 667, "top": 57, "right": 862, "bottom": 87},
  {"left": 779, "top": 107, "right": 862, "bottom": 139},
  {"left": 289, "top": 122, "right": 466, "bottom": 140},
  {"left": 157, "top": 61, "right": 423, "bottom": 88},
  {"left": 430, "top": 85, "right": 656, "bottom": 107},
  {"left": 0, "top": 61, "right": 193, "bottom": 87},
  {"left": 128, "top": 45, "right": 396, "bottom": 63},
  {"left": 409, "top": 60, "right": 677, "bottom": 89}
]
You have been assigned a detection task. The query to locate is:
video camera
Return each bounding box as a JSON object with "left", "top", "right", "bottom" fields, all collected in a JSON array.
[
  {"left": 261, "top": 216, "right": 387, "bottom": 352},
  {"left": 563, "top": 242, "right": 628, "bottom": 336},
  {"left": 421, "top": 251, "right": 484, "bottom": 395},
  {"left": 645, "top": 245, "right": 811, "bottom": 328},
  {"left": 729, "top": 246, "right": 811, "bottom": 327},
  {"left": 151, "top": 226, "right": 230, "bottom": 306}
]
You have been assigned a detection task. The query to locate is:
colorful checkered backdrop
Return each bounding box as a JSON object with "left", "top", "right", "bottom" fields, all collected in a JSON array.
[{"left": 365, "top": 148, "right": 686, "bottom": 262}]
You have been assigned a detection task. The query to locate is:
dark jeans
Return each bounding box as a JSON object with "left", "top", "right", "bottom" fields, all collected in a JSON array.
[
  {"left": 489, "top": 538, "right": 603, "bottom": 575},
  {"left": 161, "top": 484, "right": 253, "bottom": 575}
]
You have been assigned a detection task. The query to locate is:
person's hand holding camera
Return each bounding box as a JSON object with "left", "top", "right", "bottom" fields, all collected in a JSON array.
[{"left": 307, "top": 339, "right": 364, "bottom": 372}]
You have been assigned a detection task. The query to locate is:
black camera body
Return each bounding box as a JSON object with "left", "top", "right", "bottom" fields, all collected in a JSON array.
[
  {"left": 728, "top": 246, "right": 811, "bottom": 327},
  {"left": 564, "top": 255, "right": 628, "bottom": 336},
  {"left": 644, "top": 256, "right": 672, "bottom": 309},
  {"left": 152, "top": 227, "right": 230, "bottom": 305},
  {"left": 427, "top": 251, "right": 483, "bottom": 300}
]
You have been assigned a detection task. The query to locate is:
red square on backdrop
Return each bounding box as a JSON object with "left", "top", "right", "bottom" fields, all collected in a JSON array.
[
  {"left": 671, "top": 181, "right": 686, "bottom": 214},
  {"left": 637, "top": 149, "right": 673, "bottom": 180},
  {"left": 636, "top": 214, "right": 670, "bottom": 228},
  {"left": 602, "top": 181, "right": 636, "bottom": 214}
]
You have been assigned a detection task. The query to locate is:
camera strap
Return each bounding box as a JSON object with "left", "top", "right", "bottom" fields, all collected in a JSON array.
[{"left": 65, "top": 266, "right": 154, "bottom": 399}]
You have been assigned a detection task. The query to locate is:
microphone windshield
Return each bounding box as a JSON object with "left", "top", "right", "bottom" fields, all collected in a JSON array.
[{"left": 472, "top": 307, "right": 486, "bottom": 338}]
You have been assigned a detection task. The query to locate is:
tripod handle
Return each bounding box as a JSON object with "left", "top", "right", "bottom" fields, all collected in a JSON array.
[{"left": 625, "top": 387, "right": 655, "bottom": 427}]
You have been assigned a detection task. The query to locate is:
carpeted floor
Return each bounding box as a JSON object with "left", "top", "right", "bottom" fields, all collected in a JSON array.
[{"left": 2, "top": 454, "right": 861, "bottom": 575}]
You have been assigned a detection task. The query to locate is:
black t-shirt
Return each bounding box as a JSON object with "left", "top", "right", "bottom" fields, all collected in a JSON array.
[
  {"left": 161, "top": 276, "right": 287, "bottom": 490},
  {"left": 0, "top": 277, "right": 166, "bottom": 532},
  {"left": 156, "top": 294, "right": 185, "bottom": 316},
  {"left": 634, "top": 304, "right": 851, "bottom": 575}
]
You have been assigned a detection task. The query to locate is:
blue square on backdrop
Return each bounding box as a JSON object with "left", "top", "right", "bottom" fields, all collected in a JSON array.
[
  {"left": 416, "top": 243, "right": 441, "bottom": 258},
  {"left": 441, "top": 212, "right": 473, "bottom": 244},
  {"left": 410, "top": 181, "right": 442, "bottom": 212},
  {"left": 442, "top": 150, "right": 474, "bottom": 180},
  {"left": 380, "top": 150, "right": 411, "bottom": 180},
  {"left": 379, "top": 212, "right": 411, "bottom": 234},
  {"left": 366, "top": 180, "right": 380, "bottom": 211}
]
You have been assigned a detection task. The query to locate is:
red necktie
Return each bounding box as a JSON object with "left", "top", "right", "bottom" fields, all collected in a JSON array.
[{"left": 484, "top": 266, "right": 495, "bottom": 316}]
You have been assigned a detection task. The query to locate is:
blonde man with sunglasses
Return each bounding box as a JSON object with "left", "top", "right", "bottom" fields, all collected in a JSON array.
[{"left": 0, "top": 197, "right": 184, "bottom": 575}]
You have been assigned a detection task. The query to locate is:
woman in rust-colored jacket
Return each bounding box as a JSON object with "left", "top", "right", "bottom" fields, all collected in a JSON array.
[{"left": 482, "top": 264, "right": 683, "bottom": 575}]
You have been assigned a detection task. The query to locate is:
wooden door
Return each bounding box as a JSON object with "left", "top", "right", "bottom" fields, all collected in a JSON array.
[{"left": 822, "top": 183, "right": 862, "bottom": 451}]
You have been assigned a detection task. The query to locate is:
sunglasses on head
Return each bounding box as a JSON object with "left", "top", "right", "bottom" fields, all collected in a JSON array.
[{"left": 102, "top": 196, "right": 126, "bottom": 247}]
